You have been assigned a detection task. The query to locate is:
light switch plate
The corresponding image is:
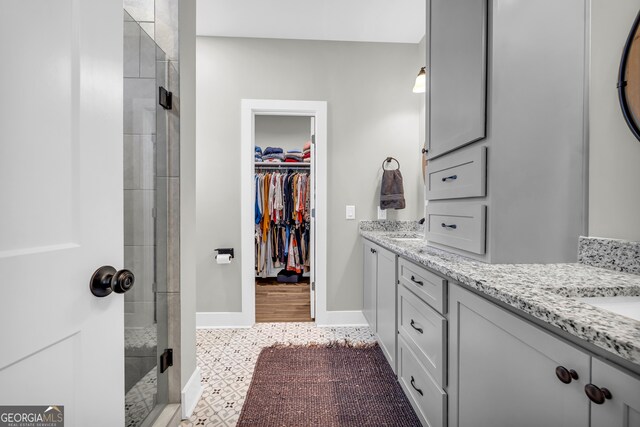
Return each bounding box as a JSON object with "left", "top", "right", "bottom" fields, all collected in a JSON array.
[
  {"left": 346, "top": 205, "right": 356, "bottom": 220},
  {"left": 377, "top": 207, "right": 387, "bottom": 220}
]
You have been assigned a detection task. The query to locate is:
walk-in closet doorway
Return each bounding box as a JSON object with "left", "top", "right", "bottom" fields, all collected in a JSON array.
[{"left": 241, "top": 99, "right": 328, "bottom": 326}]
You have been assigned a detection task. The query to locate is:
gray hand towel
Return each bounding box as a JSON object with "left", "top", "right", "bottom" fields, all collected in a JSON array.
[{"left": 380, "top": 169, "right": 406, "bottom": 210}]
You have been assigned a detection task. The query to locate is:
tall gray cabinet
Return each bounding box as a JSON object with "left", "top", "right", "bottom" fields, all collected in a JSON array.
[{"left": 425, "top": 0, "right": 587, "bottom": 263}]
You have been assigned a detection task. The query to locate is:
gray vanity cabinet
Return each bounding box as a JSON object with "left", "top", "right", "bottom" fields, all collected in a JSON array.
[
  {"left": 448, "top": 283, "right": 590, "bottom": 427},
  {"left": 428, "top": 0, "right": 487, "bottom": 158},
  {"left": 590, "top": 358, "right": 640, "bottom": 427},
  {"left": 362, "top": 240, "right": 397, "bottom": 373},
  {"left": 376, "top": 246, "right": 398, "bottom": 373},
  {"left": 363, "top": 239, "right": 378, "bottom": 332}
]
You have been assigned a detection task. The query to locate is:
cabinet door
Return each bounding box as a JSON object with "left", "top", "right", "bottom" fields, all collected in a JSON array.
[
  {"left": 449, "top": 284, "right": 590, "bottom": 427},
  {"left": 376, "top": 247, "right": 397, "bottom": 373},
  {"left": 363, "top": 240, "right": 377, "bottom": 332},
  {"left": 429, "top": 0, "right": 487, "bottom": 158},
  {"left": 591, "top": 358, "right": 640, "bottom": 427}
]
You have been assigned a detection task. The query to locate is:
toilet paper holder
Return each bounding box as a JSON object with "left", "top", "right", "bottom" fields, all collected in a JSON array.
[{"left": 214, "top": 248, "right": 234, "bottom": 259}]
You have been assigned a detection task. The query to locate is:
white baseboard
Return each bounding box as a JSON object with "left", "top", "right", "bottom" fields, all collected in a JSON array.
[
  {"left": 317, "top": 310, "right": 368, "bottom": 327},
  {"left": 197, "top": 310, "right": 367, "bottom": 328},
  {"left": 196, "top": 312, "right": 253, "bottom": 328},
  {"left": 181, "top": 367, "right": 203, "bottom": 420}
]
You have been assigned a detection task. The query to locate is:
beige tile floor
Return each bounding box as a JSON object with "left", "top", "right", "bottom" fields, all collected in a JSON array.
[{"left": 180, "top": 322, "right": 377, "bottom": 427}]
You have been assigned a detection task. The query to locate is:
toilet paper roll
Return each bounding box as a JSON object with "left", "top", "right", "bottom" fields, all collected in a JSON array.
[{"left": 216, "top": 254, "right": 232, "bottom": 264}]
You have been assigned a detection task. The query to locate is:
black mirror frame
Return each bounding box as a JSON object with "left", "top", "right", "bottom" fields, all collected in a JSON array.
[{"left": 618, "top": 9, "right": 640, "bottom": 142}]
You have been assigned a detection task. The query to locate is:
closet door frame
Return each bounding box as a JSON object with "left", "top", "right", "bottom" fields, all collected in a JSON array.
[{"left": 240, "top": 99, "right": 328, "bottom": 326}]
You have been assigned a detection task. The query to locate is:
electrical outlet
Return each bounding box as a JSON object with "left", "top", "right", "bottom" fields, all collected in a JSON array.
[
  {"left": 346, "top": 205, "right": 356, "bottom": 220},
  {"left": 377, "top": 207, "right": 387, "bottom": 220}
]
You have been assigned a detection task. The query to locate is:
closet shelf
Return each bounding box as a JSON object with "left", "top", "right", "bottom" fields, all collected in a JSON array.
[{"left": 255, "top": 162, "right": 310, "bottom": 167}]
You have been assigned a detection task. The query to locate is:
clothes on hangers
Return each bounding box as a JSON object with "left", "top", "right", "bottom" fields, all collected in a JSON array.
[{"left": 254, "top": 170, "right": 311, "bottom": 277}]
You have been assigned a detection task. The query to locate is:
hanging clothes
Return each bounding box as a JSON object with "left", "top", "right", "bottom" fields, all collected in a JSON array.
[{"left": 254, "top": 169, "right": 311, "bottom": 278}]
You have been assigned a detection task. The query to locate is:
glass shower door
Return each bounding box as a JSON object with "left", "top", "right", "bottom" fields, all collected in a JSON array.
[{"left": 123, "top": 10, "right": 170, "bottom": 427}]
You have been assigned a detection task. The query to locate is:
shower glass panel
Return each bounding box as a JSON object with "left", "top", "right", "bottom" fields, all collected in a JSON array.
[{"left": 123, "top": 10, "right": 170, "bottom": 426}]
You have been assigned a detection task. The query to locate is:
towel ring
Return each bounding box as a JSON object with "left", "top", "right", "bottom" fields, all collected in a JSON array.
[{"left": 382, "top": 157, "right": 400, "bottom": 170}]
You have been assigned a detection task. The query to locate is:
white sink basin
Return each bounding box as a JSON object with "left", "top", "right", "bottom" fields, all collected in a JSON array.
[{"left": 576, "top": 296, "right": 640, "bottom": 322}]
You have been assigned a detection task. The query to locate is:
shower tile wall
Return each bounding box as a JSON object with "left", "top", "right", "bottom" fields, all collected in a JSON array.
[
  {"left": 124, "top": 0, "right": 179, "bottom": 60},
  {"left": 124, "top": 19, "right": 157, "bottom": 330},
  {"left": 125, "top": 0, "right": 182, "bottom": 405}
]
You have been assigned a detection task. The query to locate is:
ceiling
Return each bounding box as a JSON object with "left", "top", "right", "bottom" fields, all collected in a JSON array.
[{"left": 196, "top": 0, "right": 426, "bottom": 44}]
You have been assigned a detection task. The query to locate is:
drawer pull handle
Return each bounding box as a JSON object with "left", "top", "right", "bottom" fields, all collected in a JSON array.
[
  {"left": 585, "top": 384, "right": 612, "bottom": 404},
  {"left": 555, "top": 366, "right": 579, "bottom": 384},
  {"left": 410, "top": 275, "right": 424, "bottom": 286},
  {"left": 441, "top": 174, "right": 458, "bottom": 182},
  {"left": 441, "top": 223, "right": 457, "bottom": 229},
  {"left": 410, "top": 376, "right": 424, "bottom": 396},
  {"left": 410, "top": 319, "right": 424, "bottom": 334}
]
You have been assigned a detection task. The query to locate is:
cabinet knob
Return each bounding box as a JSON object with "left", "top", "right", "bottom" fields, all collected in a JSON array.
[
  {"left": 585, "top": 384, "right": 612, "bottom": 404},
  {"left": 555, "top": 366, "right": 579, "bottom": 384},
  {"left": 441, "top": 174, "right": 458, "bottom": 182},
  {"left": 441, "top": 223, "right": 457, "bottom": 230}
]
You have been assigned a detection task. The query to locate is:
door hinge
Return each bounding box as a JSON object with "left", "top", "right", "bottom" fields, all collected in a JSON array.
[
  {"left": 311, "top": 282, "right": 315, "bottom": 291},
  {"left": 160, "top": 348, "right": 173, "bottom": 373},
  {"left": 152, "top": 282, "right": 157, "bottom": 293},
  {"left": 311, "top": 208, "right": 315, "bottom": 218},
  {"left": 152, "top": 208, "right": 157, "bottom": 219},
  {"left": 311, "top": 134, "right": 316, "bottom": 144}
]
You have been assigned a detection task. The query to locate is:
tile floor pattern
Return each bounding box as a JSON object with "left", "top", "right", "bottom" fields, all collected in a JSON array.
[
  {"left": 125, "top": 324, "right": 157, "bottom": 351},
  {"left": 180, "top": 322, "right": 377, "bottom": 427},
  {"left": 125, "top": 365, "right": 157, "bottom": 427}
]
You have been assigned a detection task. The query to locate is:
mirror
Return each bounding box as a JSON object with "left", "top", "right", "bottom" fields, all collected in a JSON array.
[{"left": 618, "top": 9, "right": 640, "bottom": 141}]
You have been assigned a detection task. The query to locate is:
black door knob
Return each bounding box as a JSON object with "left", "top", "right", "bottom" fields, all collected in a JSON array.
[
  {"left": 585, "top": 384, "right": 612, "bottom": 404},
  {"left": 555, "top": 366, "right": 579, "bottom": 384},
  {"left": 90, "top": 266, "right": 135, "bottom": 297}
]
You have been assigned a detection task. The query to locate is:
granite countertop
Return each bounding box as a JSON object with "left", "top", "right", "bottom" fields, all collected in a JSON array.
[{"left": 359, "top": 221, "right": 640, "bottom": 366}]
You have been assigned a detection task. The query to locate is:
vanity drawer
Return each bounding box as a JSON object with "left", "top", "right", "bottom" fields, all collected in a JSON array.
[
  {"left": 398, "top": 284, "right": 447, "bottom": 387},
  {"left": 425, "top": 203, "right": 486, "bottom": 255},
  {"left": 398, "top": 257, "right": 446, "bottom": 314},
  {"left": 398, "top": 335, "right": 447, "bottom": 427},
  {"left": 426, "top": 145, "right": 486, "bottom": 200}
]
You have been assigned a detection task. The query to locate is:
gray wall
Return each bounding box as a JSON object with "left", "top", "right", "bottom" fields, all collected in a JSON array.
[
  {"left": 179, "top": 0, "right": 197, "bottom": 391},
  {"left": 589, "top": 0, "right": 640, "bottom": 241},
  {"left": 196, "top": 36, "right": 423, "bottom": 312}
]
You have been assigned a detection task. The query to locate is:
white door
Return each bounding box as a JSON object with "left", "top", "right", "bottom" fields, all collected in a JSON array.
[
  {"left": 0, "top": 1, "right": 124, "bottom": 426},
  {"left": 309, "top": 117, "right": 316, "bottom": 319}
]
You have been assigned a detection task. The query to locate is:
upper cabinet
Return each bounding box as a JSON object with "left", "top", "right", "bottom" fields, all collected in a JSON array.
[
  {"left": 425, "top": 0, "right": 588, "bottom": 264},
  {"left": 428, "top": 0, "right": 487, "bottom": 159}
]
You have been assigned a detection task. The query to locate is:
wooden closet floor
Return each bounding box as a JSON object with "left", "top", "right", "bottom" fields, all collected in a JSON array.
[{"left": 255, "top": 279, "right": 313, "bottom": 323}]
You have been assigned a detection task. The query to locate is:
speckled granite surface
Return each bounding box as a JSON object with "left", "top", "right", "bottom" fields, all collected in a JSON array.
[
  {"left": 579, "top": 236, "right": 640, "bottom": 275},
  {"left": 360, "top": 224, "right": 640, "bottom": 366},
  {"left": 359, "top": 220, "right": 424, "bottom": 232}
]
